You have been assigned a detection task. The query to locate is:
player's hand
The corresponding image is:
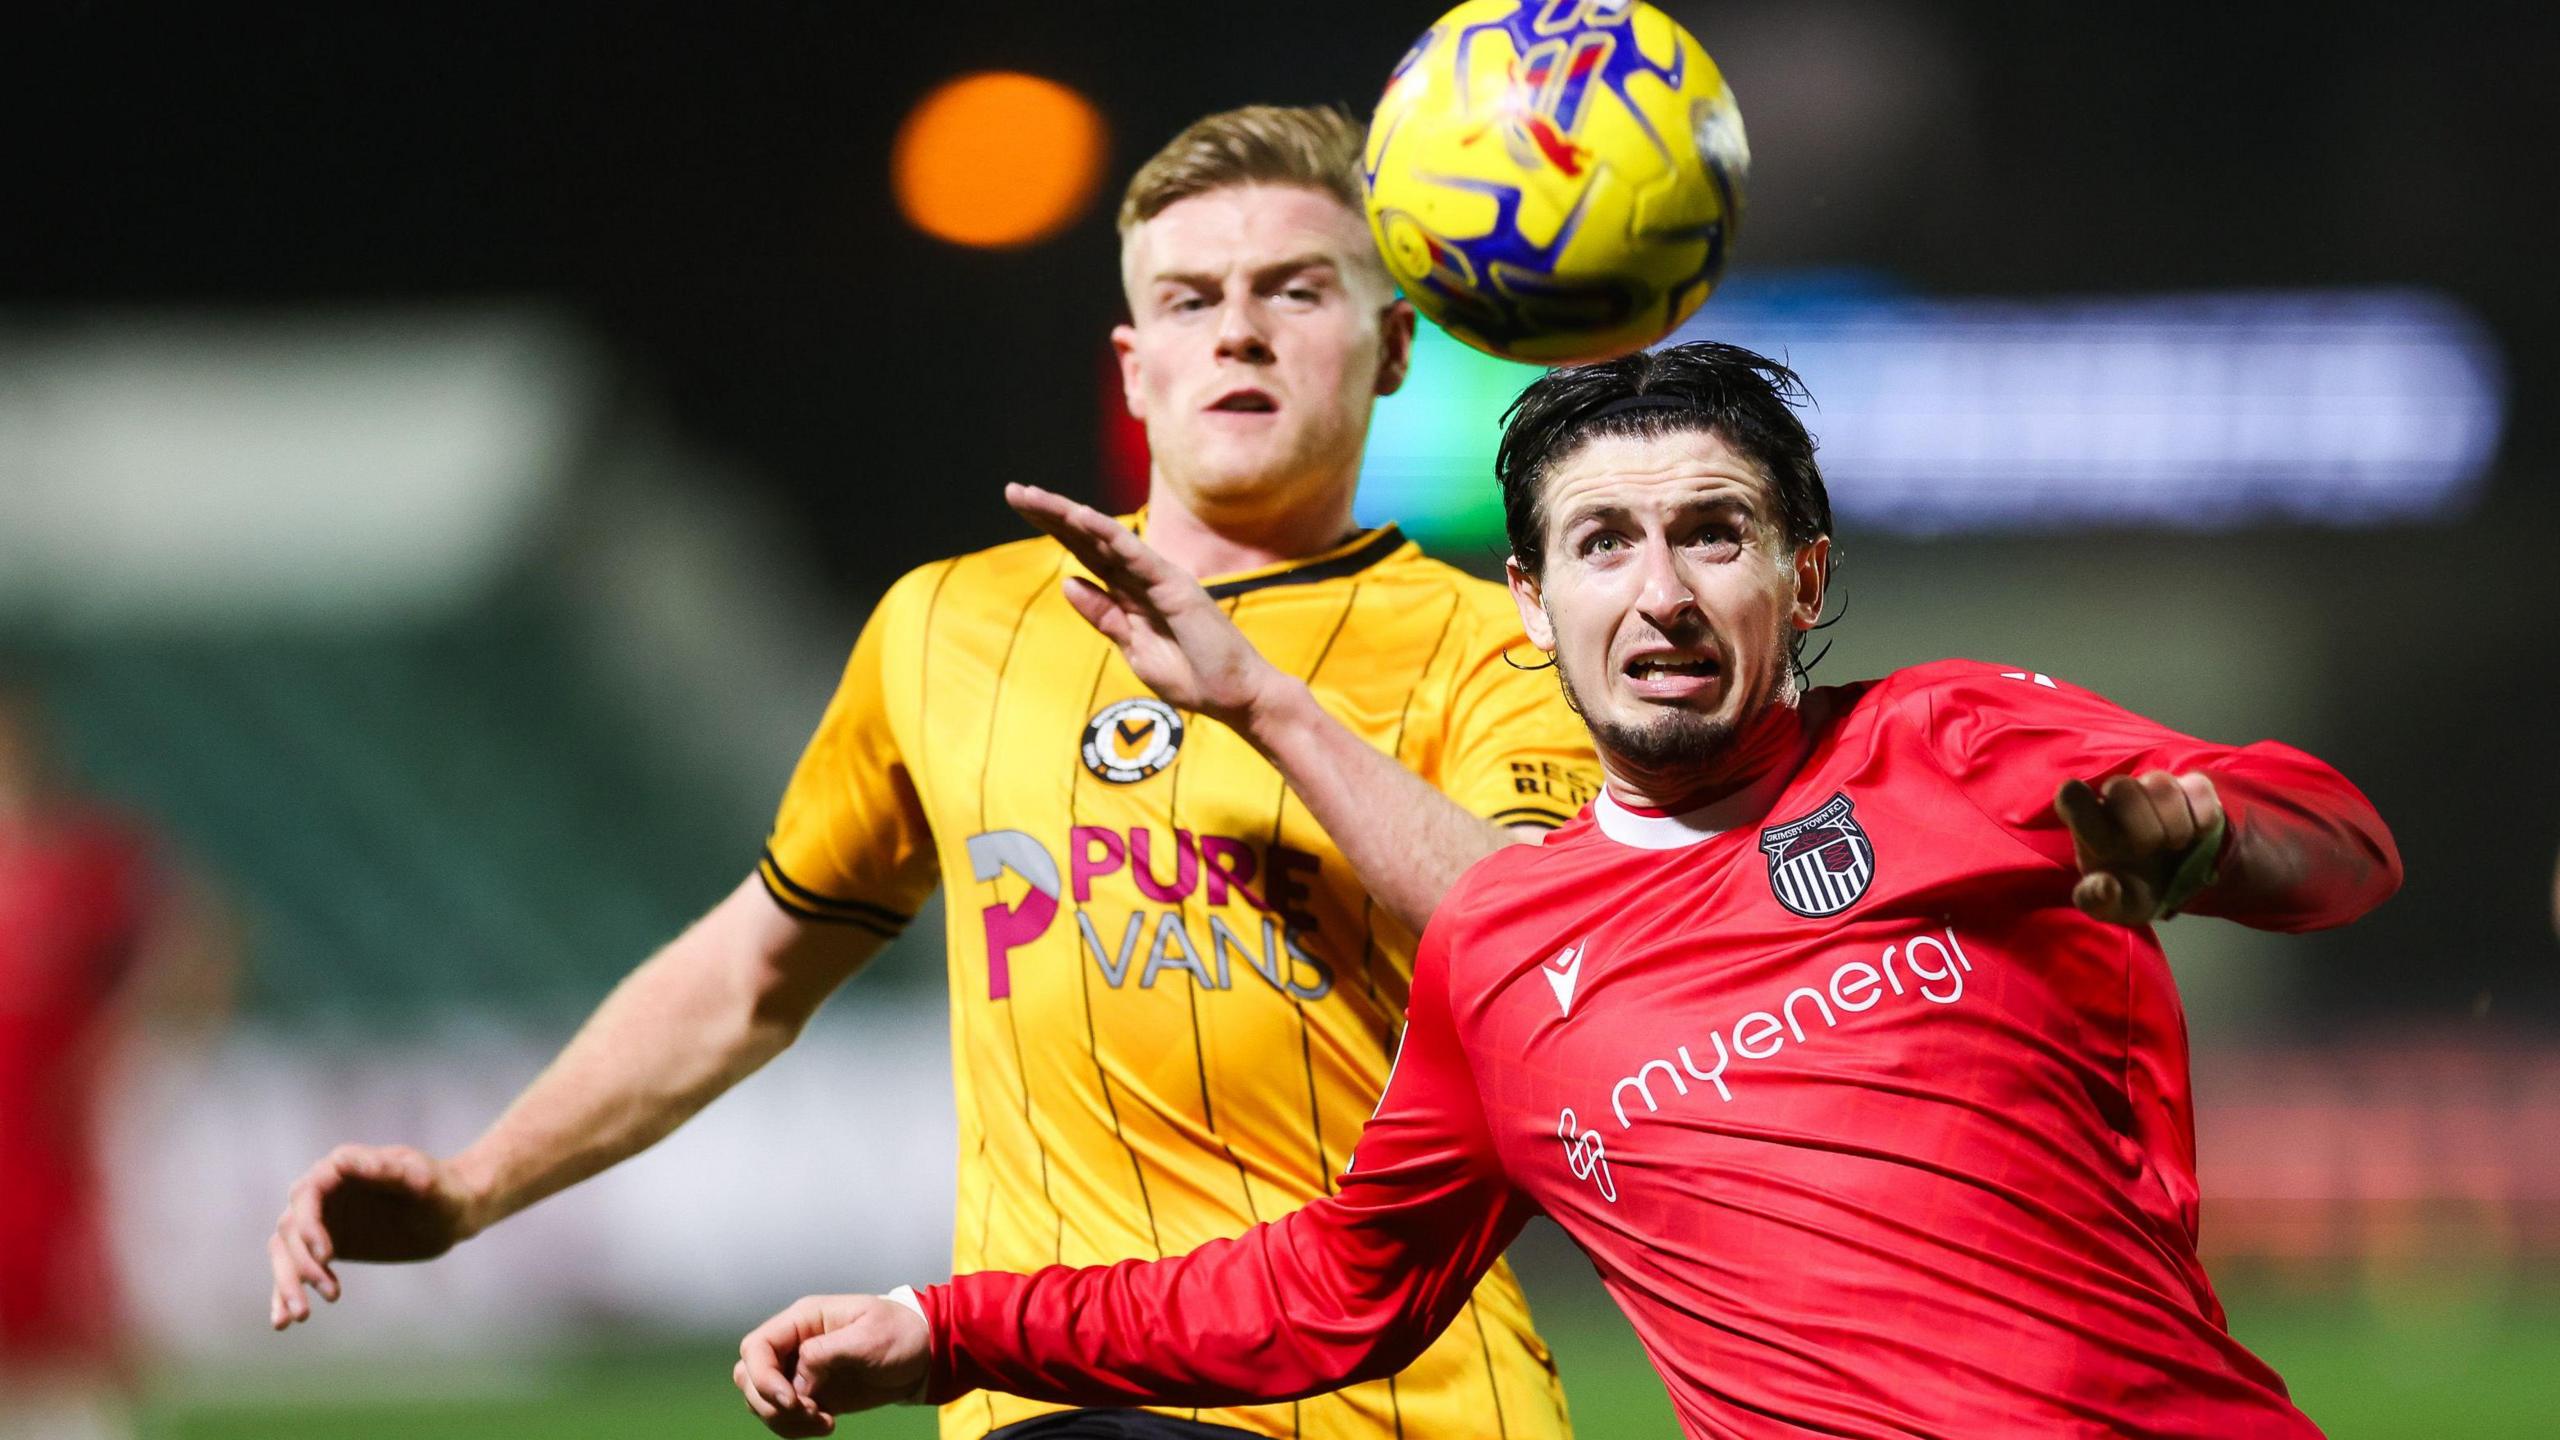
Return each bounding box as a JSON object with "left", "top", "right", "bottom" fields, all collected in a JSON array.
[
  {"left": 735, "top": 1293, "right": 930, "bottom": 1436},
  {"left": 267, "top": 1144, "right": 482, "bottom": 1329},
  {"left": 2053, "top": 771, "right": 2224, "bottom": 926},
  {"left": 1006, "top": 483, "right": 1292, "bottom": 731}
]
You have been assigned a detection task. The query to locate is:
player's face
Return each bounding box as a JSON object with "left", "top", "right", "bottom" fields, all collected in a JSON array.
[
  {"left": 1507, "top": 428, "right": 1828, "bottom": 790},
  {"left": 1115, "top": 185, "right": 1414, "bottom": 522}
]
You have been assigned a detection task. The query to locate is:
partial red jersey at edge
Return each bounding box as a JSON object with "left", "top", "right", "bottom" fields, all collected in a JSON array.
[
  {"left": 0, "top": 805, "right": 151, "bottom": 1366},
  {"left": 919, "top": 661, "right": 2401, "bottom": 1438}
]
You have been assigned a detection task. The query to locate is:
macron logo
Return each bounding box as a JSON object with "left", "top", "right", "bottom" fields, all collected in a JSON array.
[
  {"left": 1999, "top": 670, "right": 2057, "bottom": 688},
  {"left": 1544, "top": 943, "right": 1587, "bottom": 1017}
]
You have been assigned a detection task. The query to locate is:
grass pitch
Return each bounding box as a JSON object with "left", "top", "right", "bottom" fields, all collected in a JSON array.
[{"left": 142, "top": 1284, "right": 2558, "bottom": 1438}]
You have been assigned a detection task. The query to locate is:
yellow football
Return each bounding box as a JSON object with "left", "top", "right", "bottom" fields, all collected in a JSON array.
[{"left": 1363, "top": 0, "right": 1749, "bottom": 363}]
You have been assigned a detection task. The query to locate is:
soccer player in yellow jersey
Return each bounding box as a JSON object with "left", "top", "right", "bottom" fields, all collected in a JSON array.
[{"left": 265, "top": 105, "right": 1596, "bottom": 1440}]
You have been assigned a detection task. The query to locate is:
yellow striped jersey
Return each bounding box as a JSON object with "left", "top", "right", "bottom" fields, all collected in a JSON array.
[{"left": 761, "top": 519, "right": 1599, "bottom": 1440}]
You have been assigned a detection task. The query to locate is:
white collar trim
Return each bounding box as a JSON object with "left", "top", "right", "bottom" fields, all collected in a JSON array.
[{"left": 1592, "top": 770, "right": 1794, "bottom": 851}]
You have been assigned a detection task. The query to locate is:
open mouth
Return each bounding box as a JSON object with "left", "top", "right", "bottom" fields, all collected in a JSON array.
[
  {"left": 1208, "top": 389, "right": 1277, "bottom": 413},
  {"left": 1623, "top": 655, "right": 1721, "bottom": 681}
]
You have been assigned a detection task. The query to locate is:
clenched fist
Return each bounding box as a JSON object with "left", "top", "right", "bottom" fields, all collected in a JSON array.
[
  {"left": 2053, "top": 770, "right": 2226, "bottom": 926},
  {"left": 735, "top": 1292, "right": 932, "bottom": 1436}
]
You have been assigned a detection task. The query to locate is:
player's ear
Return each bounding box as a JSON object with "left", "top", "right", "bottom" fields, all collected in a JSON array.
[
  {"left": 1110, "top": 323, "right": 1146, "bottom": 421},
  {"left": 1790, "top": 535, "right": 1831, "bottom": 631},
  {"left": 1506, "top": 556, "right": 1555, "bottom": 652},
  {"left": 1374, "top": 298, "right": 1418, "bottom": 398}
]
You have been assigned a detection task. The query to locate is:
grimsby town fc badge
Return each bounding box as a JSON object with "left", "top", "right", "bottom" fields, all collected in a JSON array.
[{"left": 1759, "top": 793, "right": 1876, "bottom": 917}]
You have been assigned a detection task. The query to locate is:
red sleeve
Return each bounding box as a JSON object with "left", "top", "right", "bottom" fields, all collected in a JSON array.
[
  {"left": 1909, "top": 664, "right": 2401, "bottom": 933},
  {"left": 916, "top": 921, "right": 1528, "bottom": 1408}
]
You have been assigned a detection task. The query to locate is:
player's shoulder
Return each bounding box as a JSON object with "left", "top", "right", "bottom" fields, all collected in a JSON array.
[
  {"left": 936, "top": 530, "right": 1073, "bottom": 588},
  {"left": 1837, "top": 659, "right": 2127, "bottom": 734},
  {"left": 1370, "top": 537, "right": 1528, "bottom": 630},
  {"left": 1433, "top": 819, "right": 1599, "bottom": 941},
  {"left": 1364, "top": 529, "right": 1472, "bottom": 586},
  {"left": 870, "top": 532, "right": 1067, "bottom": 619},
  {"left": 1876, "top": 658, "right": 2112, "bottom": 703}
]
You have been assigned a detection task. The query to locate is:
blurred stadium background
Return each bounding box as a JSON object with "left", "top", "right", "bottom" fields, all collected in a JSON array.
[{"left": 6, "top": 2, "right": 2557, "bottom": 1436}]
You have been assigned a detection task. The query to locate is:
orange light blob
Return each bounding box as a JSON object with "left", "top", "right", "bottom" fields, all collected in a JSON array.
[{"left": 892, "top": 72, "right": 1107, "bottom": 249}]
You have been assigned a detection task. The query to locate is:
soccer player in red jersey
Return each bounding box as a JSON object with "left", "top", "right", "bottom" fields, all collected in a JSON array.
[
  {"left": 734, "top": 343, "right": 2403, "bottom": 1439},
  {"left": 1, "top": 682, "right": 232, "bottom": 1438}
]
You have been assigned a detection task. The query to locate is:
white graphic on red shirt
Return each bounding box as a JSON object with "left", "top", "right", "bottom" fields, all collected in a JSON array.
[
  {"left": 1543, "top": 942, "right": 1586, "bottom": 1017},
  {"left": 1556, "top": 1107, "right": 1616, "bottom": 1203},
  {"left": 1604, "top": 927, "right": 1980, "bottom": 1139}
]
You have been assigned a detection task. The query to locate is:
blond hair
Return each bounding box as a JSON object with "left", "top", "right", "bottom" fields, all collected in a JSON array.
[{"left": 1117, "top": 104, "right": 1367, "bottom": 234}]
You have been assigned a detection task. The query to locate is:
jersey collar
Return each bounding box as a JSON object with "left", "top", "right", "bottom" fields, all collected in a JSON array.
[
  {"left": 1127, "top": 508, "right": 1410, "bottom": 600},
  {"left": 1592, "top": 766, "right": 1797, "bottom": 850}
]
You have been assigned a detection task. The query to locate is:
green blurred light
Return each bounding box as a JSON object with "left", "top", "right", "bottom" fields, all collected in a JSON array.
[{"left": 1354, "top": 324, "right": 1543, "bottom": 555}]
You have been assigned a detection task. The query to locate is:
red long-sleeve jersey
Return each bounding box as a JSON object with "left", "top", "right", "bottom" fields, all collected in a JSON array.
[{"left": 919, "top": 661, "right": 2401, "bottom": 1438}]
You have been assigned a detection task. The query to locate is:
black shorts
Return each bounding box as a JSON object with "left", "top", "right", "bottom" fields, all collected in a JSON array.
[{"left": 988, "top": 1412, "right": 1269, "bottom": 1440}]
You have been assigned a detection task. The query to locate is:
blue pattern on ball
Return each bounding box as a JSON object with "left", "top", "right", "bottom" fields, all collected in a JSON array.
[{"left": 1372, "top": 0, "right": 1729, "bottom": 353}]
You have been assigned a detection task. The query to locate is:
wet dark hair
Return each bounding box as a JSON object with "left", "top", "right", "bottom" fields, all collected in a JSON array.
[{"left": 1494, "top": 340, "right": 1832, "bottom": 577}]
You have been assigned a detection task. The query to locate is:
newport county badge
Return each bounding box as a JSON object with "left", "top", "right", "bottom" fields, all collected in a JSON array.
[
  {"left": 1081, "top": 697, "right": 1184, "bottom": 784},
  {"left": 1759, "top": 792, "right": 1876, "bottom": 918}
]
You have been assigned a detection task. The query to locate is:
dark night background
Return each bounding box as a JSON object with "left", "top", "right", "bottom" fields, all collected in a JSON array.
[{"left": 9, "top": 1, "right": 2557, "bottom": 1016}]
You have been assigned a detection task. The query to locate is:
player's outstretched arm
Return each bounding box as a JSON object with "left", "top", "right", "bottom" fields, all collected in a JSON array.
[
  {"left": 736, "top": 928, "right": 1521, "bottom": 1426},
  {"left": 1007, "top": 482, "right": 1525, "bottom": 934},
  {"left": 917, "top": 1159, "right": 1526, "bottom": 1412},
  {"left": 1909, "top": 668, "right": 2400, "bottom": 934},
  {"left": 267, "top": 875, "right": 884, "bottom": 1329},
  {"left": 737, "top": 1143, "right": 1523, "bottom": 1430}
]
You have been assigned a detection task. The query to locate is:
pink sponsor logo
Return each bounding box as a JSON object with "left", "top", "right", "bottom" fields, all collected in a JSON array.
[{"left": 966, "top": 827, "right": 1331, "bottom": 1000}]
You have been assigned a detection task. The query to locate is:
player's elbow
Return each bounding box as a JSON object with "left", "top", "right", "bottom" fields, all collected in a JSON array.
[
  {"left": 2368, "top": 819, "right": 2406, "bottom": 909},
  {"left": 2314, "top": 801, "right": 2405, "bottom": 930},
  {"left": 2208, "top": 762, "right": 2406, "bottom": 932},
  {"left": 2260, "top": 829, "right": 2403, "bottom": 933}
]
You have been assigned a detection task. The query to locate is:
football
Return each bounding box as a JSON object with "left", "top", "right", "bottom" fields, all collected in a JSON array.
[{"left": 1361, "top": 0, "right": 1749, "bottom": 364}]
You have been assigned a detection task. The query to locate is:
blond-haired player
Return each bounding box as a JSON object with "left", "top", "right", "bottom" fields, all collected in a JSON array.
[{"left": 267, "top": 105, "right": 1594, "bottom": 1440}]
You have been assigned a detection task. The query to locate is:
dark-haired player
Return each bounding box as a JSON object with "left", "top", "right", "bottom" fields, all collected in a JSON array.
[{"left": 739, "top": 342, "right": 2401, "bottom": 1439}]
